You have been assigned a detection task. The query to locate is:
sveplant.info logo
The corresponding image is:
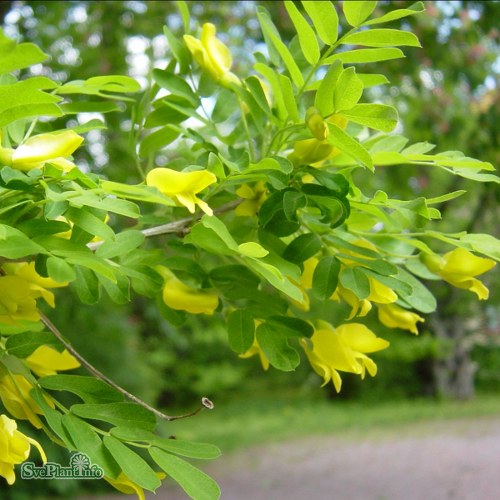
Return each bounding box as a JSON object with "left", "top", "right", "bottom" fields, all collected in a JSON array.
[{"left": 21, "top": 452, "right": 104, "bottom": 480}]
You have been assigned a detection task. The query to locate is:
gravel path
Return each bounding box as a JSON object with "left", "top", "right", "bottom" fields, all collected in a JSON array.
[{"left": 150, "top": 417, "right": 500, "bottom": 500}]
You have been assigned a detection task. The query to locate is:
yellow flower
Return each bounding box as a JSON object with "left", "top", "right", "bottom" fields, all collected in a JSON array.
[
  {"left": 289, "top": 138, "right": 334, "bottom": 166},
  {"left": 377, "top": 303, "right": 424, "bottom": 335},
  {"left": 25, "top": 346, "right": 80, "bottom": 377},
  {"left": 239, "top": 337, "right": 270, "bottom": 371},
  {"left": 332, "top": 277, "right": 397, "bottom": 320},
  {"left": 301, "top": 322, "right": 389, "bottom": 392},
  {"left": 0, "top": 374, "right": 46, "bottom": 429},
  {"left": 2, "top": 262, "right": 68, "bottom": 308},
  {"left": 235, "top": 182, "right": 267, "bottom": 217},
  {"left": 0, "top": 276, "right": 39, "bottom": 325},
  {"left": 104, "top": 472, "right": 165, "bottom": 500},
  {"left": 146, "top": 168, "right": 217, "bottom": 215},
  {"left": 158, "top": 268, "right": 218, "bottom": 315},
  {"left": 0, "top": 131, "right": 83, "bottom": 172},
  {"left": 183, "top": 23, "right": 240, "bottom": 88},
  {"left": 0, "top": 414, "right": 47, "bottom": 485},
  {"left": 422, "top": 248, "right": 496, "bottom": 300}
]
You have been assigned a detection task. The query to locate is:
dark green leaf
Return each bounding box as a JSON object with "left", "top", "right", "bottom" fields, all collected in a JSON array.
[
  {"left": 312, "top": 256, "right": 341, "bottom": 300},
  {"left": 283, "top": 233, "right": 321, "bottom": 263},
  {"left": 256, "top": 323, "right": 300, "bottom": 371},
  {"left": 227, "top": 310, "right": 255, "bottom": 353}
]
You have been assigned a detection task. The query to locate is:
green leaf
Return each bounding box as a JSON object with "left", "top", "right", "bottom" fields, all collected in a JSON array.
[
  {"left": 324, "top": 48, "right": 405, "bottom": 64},
  {"left": 61, "top": 414, "right": 120, "bottom": 478},
  {"left": 60, "top": 101, "right": 121, "bottom": 114},
  {"left": 254, "top": 62, "right": 287, "bottom": 120},
  {"left": 39, "top": 375, "right": 124, "bottom": 403},
  {"left": 394, "top": 268, "right": 436, "bottom": 313},
  {"left": 257, "top": 7, "right": 304, "bottom": 87},
  {"left": 312, "top": 256, "right": 341, "bottom": 300},
  {"left": 245, "top": 76, "right": 272, "bottom": 118},
  {"left": 66, "top": 207, "right": 115, "bottom": 242},
  {"left": 334, "top": 67, "right": 364, "bottom": 112},
  {"left": 256, "top": 323, "right": 300, "bottom": 371},
  {"left": 46, "top": 256, "right": 76, "bottom": 282},
  {"left": 0, "top": 30, "right": 48, "bottom": 74},
  {"left": 227, "top": 310, "right": 255, "bottom": 353},
  {"left": 73, "top": 265, "right": 100, "bottom": 304},
  {"left": 237, "top": 242, "right": 269, "bottom": 258},
  {"left": 164, "top": 25, "right": 190, "bottom": 73},
  {"left": 6, "top": 332, "right": 61, "bottom": 358},
  {"left": 100, "top": 180, "right": 176, "bottom": 207},
  {"left": 304, "top": 170, "right": 349, "bottom": 196},
  {"left": 149, "top": 447, "right": 221, "bottom": 500},
  {"left": 245, "top": 258, "right": 303, "bottom": 302},
  {"left": 363, "top": 2, "right": 425, "bottom": 26},
  {"left": 266, "top": 316, "right": 314, "bottom": 338},
  {"left": 259, "top": 191, "right": 301, "bottom": 237},
  {"left": 357, "top": 74, "right": 390, "bottom": 87},
  {"left": 314, "top": 60, "right": 343, "bottom": 117},
  {"left": 341, "top": 29, "right": 421, "bottom": 48},
  {"left": 98, "top": 273, "right": 131, "bottom": 304},
  {"left": 103, "top": 435, "right": 162, "bottom": 491},
  {"left": 0, "top": 77, "right": 62, "bottom": 127},
  {"left": 283, "top": 233, "right": 321, "bottom": 263},
  {"left": 284, "top": 1, "right": 320, "bottom": 64},
  {"left": 152, "top": 69, "right": 198, "bottom": 107},
  {"left": 96, "top": 231, "right": 145, "bottom": 259},
  {"left": 302, "top": 1, "right": 339, "bottom": 45},
  {"left": 279, "top": 74, "right": 299, "bottom": 122},
  {"left": 0, "top": 224, "right": 48, "bottom": 258},
  {"left": 343, "top": 1, "right": 377, "bottom": 26},
  {"left": 460, "top": 234, "right": 500, "bottom": 260},
  {"left": 139, "top": 125, "right": 180, "bottom": 157},
  {"left": 341, "top": 103, "right": 398, "bottom": 132},
  {"left": 340, "top": 266, "right": 370, "bottom": 299},
  {"left": 56, "top": 75, "right": 140, "bottom": 98},
  {"left": 152, "top": 439, "right": 221, "bottom": 460},
  {"left": 71, "top": 403, "right": 157, "bottom": 431},
  {"left": 327, "top": 123, "right": 373, "bottom": 170}
]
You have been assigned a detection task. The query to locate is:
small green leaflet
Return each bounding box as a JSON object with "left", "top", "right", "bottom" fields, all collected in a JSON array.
[
  {"left": 227, "top": 310, "right": 255, "bottom": 353},
  {"left": 256, "top": 323, "right": 300, "bottom": 371},
  {"left": 284, "top": 1, "right": 320, "bottom": 64},
  {"left": 0, "top": 29, "right": 48, "bottom": 74},
  {"left": 312, "top": 256, "right": 341, "bottom": 300},
  {"left": 341, "top": 29, "right": 421, "bottom": 48},
  {"left": 149, "top": 448, "right": 221, "bottom": 500},
  {"left": 302, "top": 1, "right": 339, "bottom": 45},
  {"left": 343, "top": 1, "right": 378, "bottom": 27}
]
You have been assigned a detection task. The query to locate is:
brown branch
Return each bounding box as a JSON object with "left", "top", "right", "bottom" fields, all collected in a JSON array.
[
  {"left": 39, "top": 311, "right": 213, "bottom": 422},
  {"left": 87, "top": 198, "right": 243, "bottom": 251}
]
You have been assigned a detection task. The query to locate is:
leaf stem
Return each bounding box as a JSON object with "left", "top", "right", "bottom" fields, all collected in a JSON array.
[{"left": 39, "top": 312, "right": 213, "bottom": 422}]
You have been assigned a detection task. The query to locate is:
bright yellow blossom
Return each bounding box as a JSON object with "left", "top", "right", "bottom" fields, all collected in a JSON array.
[
  {"left": 301, "top": 322, "right": 389, "bottom": 392},
  {"left": 158, "top": 267, "right": 218, "bottom": 315},
  {"left": 0, "top": 131, "right": 83, "bottom": 172},
  {"left": 0, "top": 414, "right": 47, "bottom": 485},
  {"left": 183, "top": 23, "right": 240, "bottom": 88},
  {"left": 146, "top": 168, "right": 217, "bottom": 215},
  {"left": 25, "top": 346, "right": 80, "bottom": 377},
  {"left": 377, "top": 303, "right": 424, "bottom": 335},
  {"left": 104, "top": 472, "right": 165, "bottom": 500},
  {"left": 0, "top": 276, "right": 39, "bottom": 325},
  {"left": 235, "top": 182, "right": 267, "bottom": 217},
  {"left": 239, "top": 337, "right": 270, "bottom": 371},
  {"left": 0, "top": 374, "right": 46, "bottom": 429},
  {"left": 422, "top": 248, "right": 496, "bottom": 300}
]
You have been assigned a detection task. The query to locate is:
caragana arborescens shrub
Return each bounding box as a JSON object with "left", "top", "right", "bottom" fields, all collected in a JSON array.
[{"left": 0, "top": 1, "right": 498, "bottom": 497}]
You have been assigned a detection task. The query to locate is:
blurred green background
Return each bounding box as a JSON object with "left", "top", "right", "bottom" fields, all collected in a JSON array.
[{"left": 1, "top": 1, "right": 499, "bottom": 498}]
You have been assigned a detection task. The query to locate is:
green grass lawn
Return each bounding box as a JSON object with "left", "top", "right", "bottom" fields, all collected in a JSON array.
[{"left": 167, "top": 392, "right": 500, "bottom": 453}]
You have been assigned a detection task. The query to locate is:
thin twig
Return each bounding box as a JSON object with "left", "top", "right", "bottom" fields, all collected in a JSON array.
[
  {"left": 39, "top": 311, "right": 213, "bottom": 422},
  {"left": 87, "top": 198, "right": 243, "bottom": 251}
]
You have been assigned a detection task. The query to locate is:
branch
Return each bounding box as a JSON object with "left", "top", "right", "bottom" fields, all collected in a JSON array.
[
  {"left": 39, "top": 311, "right": 213, "bottom": 422},
  {"left": 87, "top": 199, "right": 242, "bottom": 251}
]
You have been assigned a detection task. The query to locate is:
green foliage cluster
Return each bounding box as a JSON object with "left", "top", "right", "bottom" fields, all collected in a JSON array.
[{"left": 0, "top": 1, "right": 498, "bottom": 498}]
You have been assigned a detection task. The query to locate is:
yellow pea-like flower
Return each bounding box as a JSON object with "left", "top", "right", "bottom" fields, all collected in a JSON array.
[
  {"left": 1, "top": 130, "right": 83, "bottom": 172},
  {"left": 183, "top": 23, "right": 240, "bottom": 88},
  {"left": 146, "top": 167, "right": 217, "bottom": 215},
  {"left": 25, "top": 346, "right": 80, "bottom": 378},
  {"left": 0, "top": 414, "right": 47, "bottom": 485},
  {"left": 377, "top": 303, "right": 424, "bottom": 335},
  {"left": 235, "top": 182, "right": 267, "bottom": 217},
  {"left": 422, "top": 248, "right": 496, "bottom": 300},
  {"left": 158, "top": 267, "right": 218, "bottom": 315},
  {"left": 0, "top": 374, "right": 47, "bottom": 429},
  {"left": 239, "top": 337, "right": 270, "bottom": 371},
  {"left": 301, "top": 321, "right": 389, "bottom": 392}
]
